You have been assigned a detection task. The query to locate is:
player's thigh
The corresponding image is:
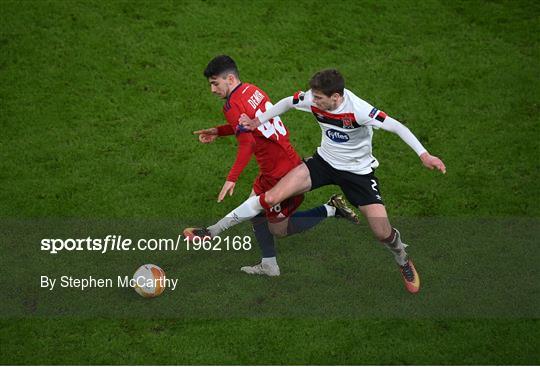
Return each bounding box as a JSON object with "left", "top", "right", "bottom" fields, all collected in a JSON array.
[
  {"left": 359, "top": 203, "right": 392, "bottom": 241},
  {"left": 265, "top": 163, "right": 311, "bottom": 206},
  {"left": 303, "top": 153, "right": 335, "bottom": 191}
]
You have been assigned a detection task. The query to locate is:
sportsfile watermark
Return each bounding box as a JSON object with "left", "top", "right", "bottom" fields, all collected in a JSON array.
[
  {"left": 40, "top": 234, "right": 253, "bottom": 254},
  {"left": 2, "top": 218, "right": 538, "bottom": 318}
]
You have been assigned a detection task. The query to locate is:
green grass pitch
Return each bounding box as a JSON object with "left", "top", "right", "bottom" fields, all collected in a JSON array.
[{"left": 1, "top": 0, "right": 539, "bottom": 364}]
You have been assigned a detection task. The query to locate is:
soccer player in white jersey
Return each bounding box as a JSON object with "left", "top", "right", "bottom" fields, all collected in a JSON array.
[{"left": 193, "top": 69, "right": 446, "bottom": 293}]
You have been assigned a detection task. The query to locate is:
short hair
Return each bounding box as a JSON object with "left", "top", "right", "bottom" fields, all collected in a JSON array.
[
  {"left": 203, "top": 55, "right": 239, "bottom": 79},
  {"left": 309, "top": 69, "right": 345, "bottom": 96}
]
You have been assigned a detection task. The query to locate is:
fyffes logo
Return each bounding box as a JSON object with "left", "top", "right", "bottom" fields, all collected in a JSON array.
[{"left": 326, "top": 129, "right": 350, "bottom": 143}]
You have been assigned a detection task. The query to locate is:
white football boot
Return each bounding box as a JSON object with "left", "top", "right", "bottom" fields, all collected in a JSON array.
[{"left": 240, "top": 262, "right": 280, "bottom": 277}]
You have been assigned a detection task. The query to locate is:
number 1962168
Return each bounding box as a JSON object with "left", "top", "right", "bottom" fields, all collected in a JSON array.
[{"left": 183, "top": 235, "right": 252, "bottom": 251}]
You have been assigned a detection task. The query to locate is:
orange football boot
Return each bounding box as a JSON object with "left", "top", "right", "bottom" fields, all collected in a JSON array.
[{"left": 399, "top": 258, "right": 420, "bottom": 294}]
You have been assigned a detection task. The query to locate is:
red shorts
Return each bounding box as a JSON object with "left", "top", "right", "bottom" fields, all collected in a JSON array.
[{"left": 253, "top": 174, "right": 304, "bottom": 223}]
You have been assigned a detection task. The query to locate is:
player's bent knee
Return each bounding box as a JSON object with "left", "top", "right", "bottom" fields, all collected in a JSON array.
[
  {"left": 268, "top": 221, "right": 288, "bottom": 238},
  {"left": 263, "top": 192, "right": 280, "bottom": 207},
  {"left": 293, "top": 163, "right": 312, "bottom": 192}
]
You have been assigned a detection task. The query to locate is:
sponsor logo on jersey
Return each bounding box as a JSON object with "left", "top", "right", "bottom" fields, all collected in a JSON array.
[
  {"left": 369, "top": 107, "right": 378, "bottom": 118},
  {"left": 342, "top": 116, "right": 353, "bottom": 129},
  {"left": 326, "top": 129, "right": 350, "bottom": 143}
]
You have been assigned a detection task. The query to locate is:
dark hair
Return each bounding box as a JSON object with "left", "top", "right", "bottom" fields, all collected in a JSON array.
[
  {"left": 309, "top": 69, "right": 345, "bottom": 96},
  {"left": 203, "top": 55, "right": 239, "bottom": 78}
]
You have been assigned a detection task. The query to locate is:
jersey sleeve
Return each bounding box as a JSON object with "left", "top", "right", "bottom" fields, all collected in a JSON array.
[
  {"left": 216, "top": 124, "right": 235, "bottom": 136},
  {"left": 224, "top": 100, "right": 256, "bottom": 182},
  {"left": 227, "top": 132, "right": 255, "bottom": 182},
  {"left": 378, "top": 116, "right": 427, "bottom": 156},
  {"left": 351, "top": 97, "right": 427, "bottom": 156},
  {"left": 351, "top": 98, "right": 387, "bottom": 128}
]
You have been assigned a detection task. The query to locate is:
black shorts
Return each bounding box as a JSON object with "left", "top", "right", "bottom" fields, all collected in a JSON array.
[{"left": 303, "top": 152, "right": 384, "bottom": 207}]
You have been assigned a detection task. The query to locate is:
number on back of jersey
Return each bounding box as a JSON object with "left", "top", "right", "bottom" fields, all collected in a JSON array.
[{"left": 255, "top": 101, "right": 287, "bottom": 139}]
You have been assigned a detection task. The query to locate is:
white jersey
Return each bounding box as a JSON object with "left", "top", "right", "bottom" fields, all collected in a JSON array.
[{"left": 293, "top": 89, "right": 387, "bottom": 175}]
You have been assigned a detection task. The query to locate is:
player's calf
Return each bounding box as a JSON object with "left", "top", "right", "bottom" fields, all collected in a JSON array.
[
  {"left": 271, "top": 195, "right": 358, "bottom": 237},
  {"left": 251, "top": 214, "right": 277, "bottom": 257}
]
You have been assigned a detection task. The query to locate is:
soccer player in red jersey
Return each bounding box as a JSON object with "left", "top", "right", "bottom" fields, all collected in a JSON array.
[{"left": 184, "top": 56, "right": 358, "bottom": 276}]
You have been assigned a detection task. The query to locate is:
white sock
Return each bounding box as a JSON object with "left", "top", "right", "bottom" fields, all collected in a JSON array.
[
  {"left": 261, "top": 257, "right": 278, "bottom": 267},
  {"left": 386, "top": 229, "right": 408, "bottom": 266},
  {"left": 394, "top": 250, "right": 408, "bottom": 266},
  {"left": 207, "top": 195, "right": 264, "bottom": 237},
  {"left": 324, "top": 204, "right": 336, "bottom": 217}
]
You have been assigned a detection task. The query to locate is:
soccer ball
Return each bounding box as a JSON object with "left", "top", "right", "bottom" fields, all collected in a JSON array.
[{"left": 132, "top": 264, "right": 166, "bottom": 298}]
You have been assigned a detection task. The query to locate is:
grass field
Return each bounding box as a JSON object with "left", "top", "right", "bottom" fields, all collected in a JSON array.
[{"left": 1, "top": 0, "right": 539, "bottom": 364}]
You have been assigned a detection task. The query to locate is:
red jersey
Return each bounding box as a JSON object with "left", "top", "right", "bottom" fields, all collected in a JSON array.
[{"left": 216, "top": 83, "right": 301, "bottom": 182}]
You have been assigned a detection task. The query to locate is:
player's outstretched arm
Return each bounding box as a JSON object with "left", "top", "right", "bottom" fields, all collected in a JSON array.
[
  {"left": 194, "top": 124, "right": 236, "bottom": 143},
  {"left": 193, "top": 127, "right": 219, "bottom": 144},
  {"left": 379, "top": 116, "right": 446, "bottom": 174},
  {"left": 239, "top": 96, "right": 295, "bottom": 130}
]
